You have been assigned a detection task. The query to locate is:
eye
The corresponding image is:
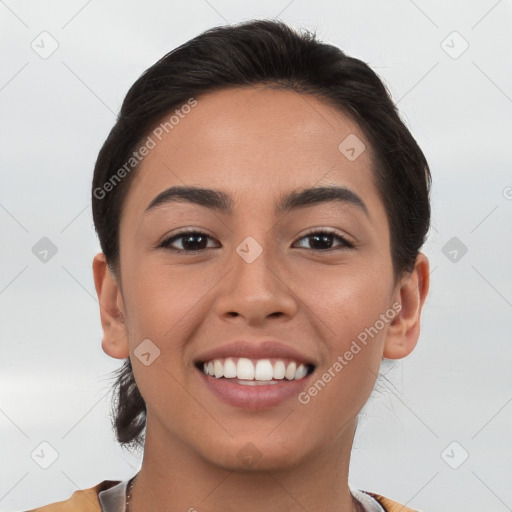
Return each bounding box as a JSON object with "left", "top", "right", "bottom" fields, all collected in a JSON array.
[
  {"left": 158, "top": 229, "right": 353, "bottom": 253},
  {"left": 293, "top": 230, "right": 354, "bottom": 251},
  {"left": 159, "top": 231, "right": 219, "bottom": 253}
]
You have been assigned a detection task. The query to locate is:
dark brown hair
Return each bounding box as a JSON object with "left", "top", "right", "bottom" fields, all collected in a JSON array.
[{"left": 92, "top": 19, "right": 431, "bottom": 450}]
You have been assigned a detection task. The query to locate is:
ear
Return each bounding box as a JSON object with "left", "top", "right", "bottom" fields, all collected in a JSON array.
[
  {"left": 383, "top": 253, "right": 430, "bottom": 359},
  {"left": 92, "top": 252, "right": 130, "bottom": 359}
]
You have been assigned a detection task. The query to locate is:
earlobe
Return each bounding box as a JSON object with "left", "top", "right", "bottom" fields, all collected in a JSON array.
[
  {"left": 92, "top": 253, "right": 130, "bottom": 359},
  {"left": 383, "top": 253, "right": 430, "bottom": 360}
]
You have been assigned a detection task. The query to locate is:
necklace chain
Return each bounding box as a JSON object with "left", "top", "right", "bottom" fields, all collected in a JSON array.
[
  {"left": 125, "top": 476, "right": 136, "bottom": 512},
  {"left": 125, "top": 476, "right": 364, "bottom": 512}
]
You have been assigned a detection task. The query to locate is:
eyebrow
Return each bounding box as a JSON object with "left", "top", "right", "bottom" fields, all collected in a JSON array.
[{"left": 145, "top": 185, "right": 369, "bottom": 217}]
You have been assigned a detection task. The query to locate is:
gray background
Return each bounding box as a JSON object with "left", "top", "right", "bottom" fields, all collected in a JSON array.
[{"left": 1, "top": 1, "right": 511, "bottom": 511}]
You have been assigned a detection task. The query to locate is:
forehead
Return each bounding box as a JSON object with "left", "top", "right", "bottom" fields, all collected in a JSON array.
[{"left": 124, "top": 86, "right": 380, "bottom": 214}]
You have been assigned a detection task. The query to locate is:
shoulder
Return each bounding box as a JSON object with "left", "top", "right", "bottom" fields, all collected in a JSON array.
[
  {"left": 27, "top": 480, "right": 121, "bottom": 512},
  {"left": 364, "top": 491, "right": 422, "bottom": 512}
]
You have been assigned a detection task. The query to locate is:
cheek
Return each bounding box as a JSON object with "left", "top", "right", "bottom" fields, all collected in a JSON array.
[
  {"left": 295, "top": 294, "right": 390, "bottom": 435},
  {"left": 295, "top": 258, "right": 394, "bottom": 412},
  {"left": 121, "top": 261, "right": 216, "bottom": 354},
  {"left": 122, "top": 266, "right": 213, "bottom": 419},
  {"left": 304, "top": 262, "right": 394, "bottom": 396},
  {"left": 122, "top": 257, "right": 177, "bottom": 324},
  {"left": 300, "top": 258, "right": 393, "bottom": 338}
]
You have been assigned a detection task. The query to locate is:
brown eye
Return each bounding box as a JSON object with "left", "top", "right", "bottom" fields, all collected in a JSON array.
[
  {"left": 160, "top": 231, "right": 219, "bottom": 252},
  {"left": 294, "top": 231, "right": 353, "bottom": 251}
]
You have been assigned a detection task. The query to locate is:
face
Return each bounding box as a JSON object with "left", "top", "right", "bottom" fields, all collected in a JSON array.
[{"left": 112, "top": 87, "right": 403, "bottom": 471}]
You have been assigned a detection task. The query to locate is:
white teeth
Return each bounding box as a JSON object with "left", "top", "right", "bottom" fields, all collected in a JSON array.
[
  {"left": 295, "top": 364, "right": 307, "bottom": 380},
  {"left": 236, "top": 358, "right": 255, "bottom": 380},
  {"left": 255, "top": 359, "right": 273, "bottom": 381},
  {"left": 284, "top": 362, "right": 296, "bottom": 380},
  {"left": 201, "top": 357, "right": 312, "bottom": 381},
  {"left": 213, "top": 359, "right": 224, "bottom": 378},
  {"left": 223, "top": 357, "right": 237, "bottom": 378},
  {"left": 273, "top": 360, "right": 286, "bottom": 379}
]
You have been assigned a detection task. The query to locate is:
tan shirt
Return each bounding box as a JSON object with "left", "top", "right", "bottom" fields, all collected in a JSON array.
[{"left": 27, "top": 480, "right": 421, "bottom": 512}]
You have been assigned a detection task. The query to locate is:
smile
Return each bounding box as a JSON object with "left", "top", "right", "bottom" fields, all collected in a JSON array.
[
  {"left": 196, "top": 357, "right": 316, "bottom": 410},
  {"left": 199, "top": 357, "right": 315, "bottom": 382}
]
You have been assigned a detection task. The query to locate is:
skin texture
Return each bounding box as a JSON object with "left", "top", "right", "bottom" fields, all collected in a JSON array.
[{"left": 93, "top": 87, "right": 429, "bottom": 512}]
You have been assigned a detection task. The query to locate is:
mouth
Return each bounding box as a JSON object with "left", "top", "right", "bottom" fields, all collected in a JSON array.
[
  {"left": 195, "top": 357, "right": 316, "bottom": 383},
  {"left": 194, "top": 357, "right": 316, "bottom": 409}
]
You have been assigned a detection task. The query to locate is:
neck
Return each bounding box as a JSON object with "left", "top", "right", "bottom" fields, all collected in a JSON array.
[{"left": 129, "top": 414, "right": 360, "bottom": 512}]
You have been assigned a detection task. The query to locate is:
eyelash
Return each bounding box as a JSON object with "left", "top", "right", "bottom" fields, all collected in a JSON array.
[{"left": 158, "top": 229, "right": 354, "bottom": 253}]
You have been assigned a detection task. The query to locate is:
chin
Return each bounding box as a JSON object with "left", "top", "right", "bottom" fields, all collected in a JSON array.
[{"left": 199, "top": 436, "right": 311, "bottom": 473}]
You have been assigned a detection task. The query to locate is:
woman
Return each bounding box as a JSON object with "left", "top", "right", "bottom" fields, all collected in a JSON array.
[{"left": 30, "top": 19, "right": 430, "bottom": 512}]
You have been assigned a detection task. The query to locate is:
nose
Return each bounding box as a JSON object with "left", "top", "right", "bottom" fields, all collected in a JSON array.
[{"left": 212, "top": 240, "right": 299, "bottom": 326}]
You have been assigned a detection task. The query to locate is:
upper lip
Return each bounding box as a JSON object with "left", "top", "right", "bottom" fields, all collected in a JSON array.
[{"left": 194, "top": 340, "right": 316, "bottom": 367}]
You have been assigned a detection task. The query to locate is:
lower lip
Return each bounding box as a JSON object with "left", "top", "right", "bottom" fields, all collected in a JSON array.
[{"left": 198, "top": 369, "right": 313, "bottom": 410}]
